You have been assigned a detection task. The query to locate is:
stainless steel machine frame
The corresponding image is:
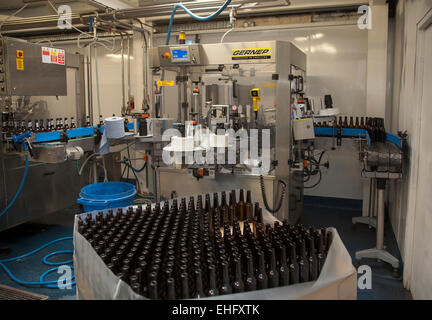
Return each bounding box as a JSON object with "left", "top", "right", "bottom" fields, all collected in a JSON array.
[
  {"left": 149, "top": 41, "right": 306, "bottom": 223},
  {"left": 0, "top": 47, "right": 107, "bottom": 232}
]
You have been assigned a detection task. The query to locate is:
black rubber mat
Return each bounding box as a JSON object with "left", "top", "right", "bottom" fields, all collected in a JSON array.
[{"left": 0, "top": 284, "right": 48, "bottom": 300}]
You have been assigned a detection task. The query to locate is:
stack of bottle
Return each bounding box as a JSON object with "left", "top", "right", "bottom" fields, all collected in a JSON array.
[
  {"left": 315, "top": 116, "right": 368, "bottom": 129},
  {"left": 315, "top": 116, "right": 387, "bottom": 141},
  {"left": 77, "top": 190, "right": 333, "bottom": 300},
  {"left": 0, "top": 114, "right": 112, "bottom": 138}
]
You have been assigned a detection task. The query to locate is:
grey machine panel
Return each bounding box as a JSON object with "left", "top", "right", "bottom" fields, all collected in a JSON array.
[{"left": 0, "top": 37, "right": 67, "bottom": 96}]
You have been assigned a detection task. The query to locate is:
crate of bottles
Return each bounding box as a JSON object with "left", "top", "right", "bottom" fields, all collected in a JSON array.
[{"left": 73, "top": 189, "right": 357, "bottom": 300}]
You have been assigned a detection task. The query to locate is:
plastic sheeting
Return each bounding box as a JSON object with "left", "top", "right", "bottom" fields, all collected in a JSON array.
[{"left": 73, "top": 191, "right": 357, "bottom": 300}]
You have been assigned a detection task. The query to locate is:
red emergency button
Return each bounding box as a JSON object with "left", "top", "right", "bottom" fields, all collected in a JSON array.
[{"left": 163, "top": 52, "right": 171, "bottom": 59}]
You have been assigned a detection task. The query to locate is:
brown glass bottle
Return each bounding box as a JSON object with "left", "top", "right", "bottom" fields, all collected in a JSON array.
[
  {"left": 245, "top": 254, "right": 257, "bottom": 291},
  {"left": 267, "top": 248, "right": 279, "bottom": 288},
  {"left": 288, "top": 242, "right": 299, "bottom": 284},
  {"left": 232, "top": 257, "right": 245, "bottom": 293},
  {"left": 219, "top": 260, "right": 232, "bottom": 294},
  {"left": 256, "top": 250, "right": 268, "bottom": 290},
  {"left": 194, "top": 269, "right": 205, "bottom": 298},
  {"left": 278, "top": 245, "right": 289, "bottom": 286}
]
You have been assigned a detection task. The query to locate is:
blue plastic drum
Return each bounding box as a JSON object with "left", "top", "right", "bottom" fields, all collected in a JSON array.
[{"left": 77, "top": 182, "right": 136, "bottom": 212}]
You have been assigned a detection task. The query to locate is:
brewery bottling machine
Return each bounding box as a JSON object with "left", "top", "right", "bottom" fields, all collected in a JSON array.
[{"left": 145, "top": 40, "right": 308, "bottom": 224}]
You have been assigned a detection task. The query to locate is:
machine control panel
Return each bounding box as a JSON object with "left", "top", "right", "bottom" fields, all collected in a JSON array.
[
  {"left": 170, "top": 47, "right": 191, "bottom": 63},
  {"left": 151, "top": 44, "right": 203, "bottom": 67}
]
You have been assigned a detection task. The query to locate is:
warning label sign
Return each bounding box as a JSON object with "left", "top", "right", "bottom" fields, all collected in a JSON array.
[{"left": 42, "top": 47, "right": 66, "bottom": 66}]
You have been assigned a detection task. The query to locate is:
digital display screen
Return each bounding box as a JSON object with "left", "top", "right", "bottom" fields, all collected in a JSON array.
[{"left": 171, "top": 49, "right": 189, "bottom": 61}]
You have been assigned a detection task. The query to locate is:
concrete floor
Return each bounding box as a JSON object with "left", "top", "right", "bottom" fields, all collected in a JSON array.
[
  {"left": 301, "top": 196, "right": 412, "bottom": 300},
  {"left": 0, "top": 197, "right": 412, "bottom": 300}
]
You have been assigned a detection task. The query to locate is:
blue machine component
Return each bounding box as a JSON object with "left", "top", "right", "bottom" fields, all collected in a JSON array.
[
  {"left": 34, "top": 131, "right": 61, "bottom": 143},
  {"left": 386, "top": 133, "right": 402, "bottom": 149},
  {"left": 13, "top": 131, "right": 32, "bottom": 151},
  {"left": 66, "top": 127, "right": 95, "bottom": 139},
  {"left": 314, "top": 127, "right": 367, "bottom": 137},
  {"left": 314, "top": 126, "right": 403, "bottom": 148},
  {"left": 12, "top": 131, "right": 32, "bottom": 143}
]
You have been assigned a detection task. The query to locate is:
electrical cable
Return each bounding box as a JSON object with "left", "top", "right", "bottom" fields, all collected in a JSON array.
[
  {"left": 220, "top": 28, "right": 233, "bottom": 43},
  {"left": 0, "top": 236, "right": 75, "bottom": 288},
  {"left": 0, "top": 155, "right": 29, "bottom": 219},
  {"left": 78, "top": 152, "right": 100, "bottom": 176},
  {"left": 304, "top": 170, "right": 322, "bottom": 189},
  {"left": 101, "top": 154, "right": 108, "bottom": 182},
  {"left": 165, "top": 0, "right": 232, "bottom": 45},
  {"left": 0, "top": 3, "right": 29, "bottom": 36},
  {"left": 259, "top": 175, "right": 287, "bottom": 214}
]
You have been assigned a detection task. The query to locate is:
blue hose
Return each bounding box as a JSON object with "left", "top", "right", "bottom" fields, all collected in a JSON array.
[
  {"left": 0, "top": 155, "right": 29, "bottom": 219},
  {"left": 165, "top": 0, "right": 232, "bottom": 45},
  {"left": 0, "top": 236, "right": 75, "bottom": 288}
]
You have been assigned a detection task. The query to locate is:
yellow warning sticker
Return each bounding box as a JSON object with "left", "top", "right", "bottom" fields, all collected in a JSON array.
[
  {"left": 157, "top": 80, "right": 175, "bottom": 87},
  {"left": 16, "top": 58, "right": 24, "bottom": 70},
  {"left": 16, "top": 50, "right": 24, "bottom": 70},
  {"left": 264, "top": 83, "right": 277, "bottom": 88}
]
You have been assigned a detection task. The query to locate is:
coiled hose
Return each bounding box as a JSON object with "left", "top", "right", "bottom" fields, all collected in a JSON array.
[
  {"left": 260, "top": 175, "right": 287, "bottom": 214},
  {"left": 0, "top": 237, "right": 75, "bottom": 288}
]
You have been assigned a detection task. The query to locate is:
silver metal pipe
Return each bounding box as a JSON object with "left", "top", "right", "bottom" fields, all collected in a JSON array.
[
  {"left": 368, "top": 178, "right": 375, "bottom": 218},
  {"left": 154, "top": 166, "right": 160, "bottom": 203},
  {"left": 0, "top": 1, "right": 365, "bottom": 33},
  {"left": 376, "top": 188, "right": 385, "bottom": 250},
  {"left": 120, "top": 34, "right": 126, "bottom": 115},
  {"left": 86, "top": 46, "right": 93, "bottom": 125},
  {"left": 127, "top": 35, "right": 131, "bottom": 104}
]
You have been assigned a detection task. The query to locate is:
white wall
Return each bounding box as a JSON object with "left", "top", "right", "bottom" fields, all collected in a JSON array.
[
  {"left": 155, "top": 23, "right": 369, "bottom": 200},
  {"left": 389, "top": 0, "right": 432, "bottom": 299}
]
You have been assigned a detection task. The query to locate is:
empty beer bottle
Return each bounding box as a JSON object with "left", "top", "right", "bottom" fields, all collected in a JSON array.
[
  {"left": 232, "top": 257, "right": 245, "bottom": 293},
  {"left": 219, "top": 261, "right": 232, "bottom": 295},
  {"left": 71, "top": 117, "right": 76, "bottom": 129},
  {"left": 278, "top": 245, "right": 289, "bottom": 286},
  {"left": 207, "top": 264, "right": 219, "bottom": 296},
  {"left": 289, "top": 242, "right": 299, "bottom": 284},
  {"left": 245, "top": 254, "right": 257, "bottom": 291},
  {"left": 256, "top": 250, "right": 268, "bottom": 290},
  {"left": 194, "top": 269, "right": 205, "bottom": 298},
  {"left": 268, "top": 248, "right": 279, "bottom": 288}
]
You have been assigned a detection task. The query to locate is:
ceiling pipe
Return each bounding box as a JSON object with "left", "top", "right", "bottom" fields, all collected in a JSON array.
[{"left": 0, "top": 0, "right": 367, "bottom": 34}]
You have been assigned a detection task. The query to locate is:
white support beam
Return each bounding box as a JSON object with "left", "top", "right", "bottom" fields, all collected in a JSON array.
[{"left": 365, "top": 0, "right": 389, "bottom": 119}]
